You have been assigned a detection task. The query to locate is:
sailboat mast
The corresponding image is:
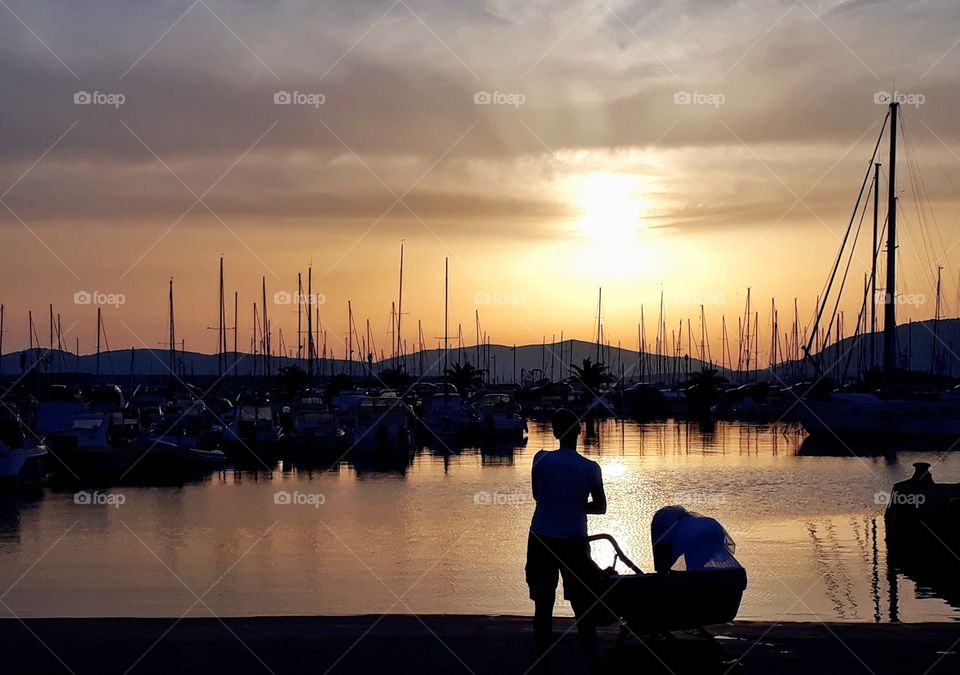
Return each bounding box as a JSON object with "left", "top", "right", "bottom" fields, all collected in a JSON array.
[
  {"left": 933, "top": 265, "right": 943, "bottom": 373},
  {"left": 882, "top": 101, "right": 899, "bottom": 385},
  {"left": 297, "top": 273, "right": 303, "bottom": 360},
  {"left": 396, "top": 243, "right": 404, "bottom": 369},
  {"left": 307, "top": 267, "right": 314, "bottom": 378},
  {"left": 870, "top": 162, "right": 881, "bottom": 370},
  {"left": 233, "top": 291, "right": 238, "bottom": 376},
  {"left": 217, "top": 258, "right": 223, "bottom": 375},
  {"left": 443, "top": 257, "right": 449, "bottom": 376},
  {"left": 348, "top": 300, "right": 354, "bottom": 376},
  {"left": 595, "top": 287, "right": 602, "bottom": 363},
  {"left": 95, "top": 307, "right": 101, "bottom": 376},
  {"left": 261, "top": 277, "right": 270, "bottom": 378},
  {"left": 168, "top": 278, "right": 175, "bottom": 377}
]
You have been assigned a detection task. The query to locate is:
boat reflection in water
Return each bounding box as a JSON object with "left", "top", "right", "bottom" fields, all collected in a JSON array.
[
  {"left": 884, "top": 463, "right": 960, "bottom": 619},
  {"left": 5, "top": 419, "right": 960, "bottom": 621}
]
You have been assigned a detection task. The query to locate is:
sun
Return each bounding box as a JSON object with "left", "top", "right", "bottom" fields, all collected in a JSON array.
[{"left": 576, "top": 173, "right": 646, "bottom": 243}]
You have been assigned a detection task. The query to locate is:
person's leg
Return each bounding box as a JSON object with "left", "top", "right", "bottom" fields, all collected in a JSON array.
[
  {"left": 533, "top": 590, "right": 556, "bottom": 642},
  {"left": 559, "top": 538, "right": 601, "bottom": 663},
  {"left": 526, "top": 532, "right": 560, "bottom": 643}
]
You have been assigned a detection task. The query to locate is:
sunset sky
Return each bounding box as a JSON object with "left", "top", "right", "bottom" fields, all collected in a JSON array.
[{"left": 2, "top": 0, "right": 960, "bottom": 361}]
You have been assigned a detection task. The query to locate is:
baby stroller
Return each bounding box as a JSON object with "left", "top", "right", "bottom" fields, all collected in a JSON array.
[{"left": 584, "top": 506, "right": 748, "bottom": 648}]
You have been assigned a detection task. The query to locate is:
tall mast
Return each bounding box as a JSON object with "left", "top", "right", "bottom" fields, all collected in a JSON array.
[
  {"left": 595, "top": 287, "right": 602, "bottom": 363},
  {"left": 348, "top": 300, "right": 354, "bottom": 376},
  {"left": 417, "top": 320, "right": 424, "bottom": 376},
  {"left": 396, "top": 242, "right": 404, "bottom": 369},
  {"left": 297, "top": 273, "right": 303, "bottom": 360},
  {"left": 233, "top": 291, "right": 238, "bottom": 376},
  {"left": 261, "top": 276, "right": 270, "bottom": 378},
  {"left": 475, "top": 310, "right": 481, "bottom": 367},
  {"left": 882, "top": 101, "right": 899, "bottom": 386},
  {"left": 218, "top": 257, "right": 225, "bottom": 376},
  {"left": 168, "top": 277, "right": 175, "bottom": 377},
  {"left": 95, "top": 307, "right": 101, "bottom": 376},
  {"left": 307, "top": 266, "right": 314, "bottom": 378},
  {"left": 870, "top": 162, "right": 881, "bottom": 370},
  {"left": 933, "top": 265, "right": 943, "bottom": 373},
  {"left": 443, "top": 257, "right": 449, "bottom": 376}
]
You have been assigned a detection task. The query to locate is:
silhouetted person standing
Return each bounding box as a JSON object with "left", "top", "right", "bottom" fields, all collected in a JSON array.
[{"left": 526, "top": 408, "right": 606, "bottom": 655}]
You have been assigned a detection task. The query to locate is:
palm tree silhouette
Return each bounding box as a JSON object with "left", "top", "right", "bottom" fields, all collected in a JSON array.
[
  {"left": 570, "top": 357, "right": 613, "bottom": 393},
  {"left": 379, "top": 366, "right": 412, "bottom": 391},
  {"left": 443, "top": 362, "right": 485, "bottom": 394}
]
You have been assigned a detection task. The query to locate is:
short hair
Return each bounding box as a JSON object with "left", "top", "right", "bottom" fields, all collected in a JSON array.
[{"left": 551, "top": 408, "right": 581, "bottom": 440}]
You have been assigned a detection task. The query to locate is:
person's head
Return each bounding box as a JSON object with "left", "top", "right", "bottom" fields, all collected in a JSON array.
[{"left": 551, "top": 408, "right": 581, "bottom": 449}]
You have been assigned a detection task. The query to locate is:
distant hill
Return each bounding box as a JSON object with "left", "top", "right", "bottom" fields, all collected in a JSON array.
[{"left": 2, "top": 319, "right": 957, "bottom": 385}]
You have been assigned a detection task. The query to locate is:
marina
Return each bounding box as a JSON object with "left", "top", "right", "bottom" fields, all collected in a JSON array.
[
  {"left": 3, "top": 419, "right": 960, "bottom": 624},
  {"left": 5, "top": 1, "right": 960, "bottom": 671}
]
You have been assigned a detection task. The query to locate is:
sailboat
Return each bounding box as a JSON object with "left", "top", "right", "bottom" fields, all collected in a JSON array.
[{"left": 797, "top": 101, "right": 960, "bottom": 437}]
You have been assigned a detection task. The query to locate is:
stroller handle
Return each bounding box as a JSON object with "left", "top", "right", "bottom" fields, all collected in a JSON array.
[{"left": 586, "top": 533, "right": 643, "bottom": 574}]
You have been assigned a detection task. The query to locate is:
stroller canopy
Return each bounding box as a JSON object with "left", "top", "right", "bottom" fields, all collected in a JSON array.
[{"left": 652, "top": 506, "right": 742, "bottom": 572}]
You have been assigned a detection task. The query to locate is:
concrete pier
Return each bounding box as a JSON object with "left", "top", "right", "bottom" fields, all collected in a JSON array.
[{"left": 2, "top": 615, "right": 958, "bottom": 674}]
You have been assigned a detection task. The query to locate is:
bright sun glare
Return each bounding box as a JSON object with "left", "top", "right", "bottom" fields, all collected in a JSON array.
[{"left": 576, "top": 173, "right": 646, "bottom": 243}]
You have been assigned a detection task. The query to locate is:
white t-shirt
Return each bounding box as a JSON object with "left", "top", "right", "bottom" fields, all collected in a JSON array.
[{"left": 529, "top": 447, "right": 603, "bottom": 538}]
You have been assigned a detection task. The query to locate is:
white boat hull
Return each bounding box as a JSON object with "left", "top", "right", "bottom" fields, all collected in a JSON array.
[{"left": 797, "top": 394, "right": 960, "bottom": 436}]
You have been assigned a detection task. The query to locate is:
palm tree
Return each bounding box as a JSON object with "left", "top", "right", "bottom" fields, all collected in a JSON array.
[
  {"left": 443, "top": 362, "right": 485, "bottom": 394},
  {"left": 570, "top": 357, "right": 613, "bottom": 393},
  {"left": 276, "top": 365, "right": 307, "bottom": 395},
  {"left": 378, "top": 366, "right": 412, "bottom": 391},
  {"left": 684, "top": 367, "right": 728, "bottom": 416},
  {"left": 326, "top": 372, "right": 354, "bottom": 397}
]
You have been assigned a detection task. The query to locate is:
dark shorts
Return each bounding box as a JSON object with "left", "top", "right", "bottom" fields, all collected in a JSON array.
[{"left": 525, "top": 531, "right": 598, "bottom": 615}]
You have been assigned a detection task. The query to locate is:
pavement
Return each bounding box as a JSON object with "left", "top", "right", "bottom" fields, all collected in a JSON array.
[{"left": 2, "top": 615, "right": 959, "bottom": 674}]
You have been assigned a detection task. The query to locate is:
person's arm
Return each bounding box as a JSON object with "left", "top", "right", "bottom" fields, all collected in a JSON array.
[
  {"left": 531, "top": 450, "right": 542, "bottom": 501},
  {"left": 585, "top": 463, "right": 606, "bottom": 514}
]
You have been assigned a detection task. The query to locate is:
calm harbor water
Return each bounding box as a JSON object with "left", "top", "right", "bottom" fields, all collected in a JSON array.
[{"left": 2, "top": 420, "right": 959, "bottom": 622}]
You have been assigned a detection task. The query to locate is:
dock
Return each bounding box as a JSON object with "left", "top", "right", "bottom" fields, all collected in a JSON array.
[{"left": 2, "top": 615, "right": 958, "bottom": 673}]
